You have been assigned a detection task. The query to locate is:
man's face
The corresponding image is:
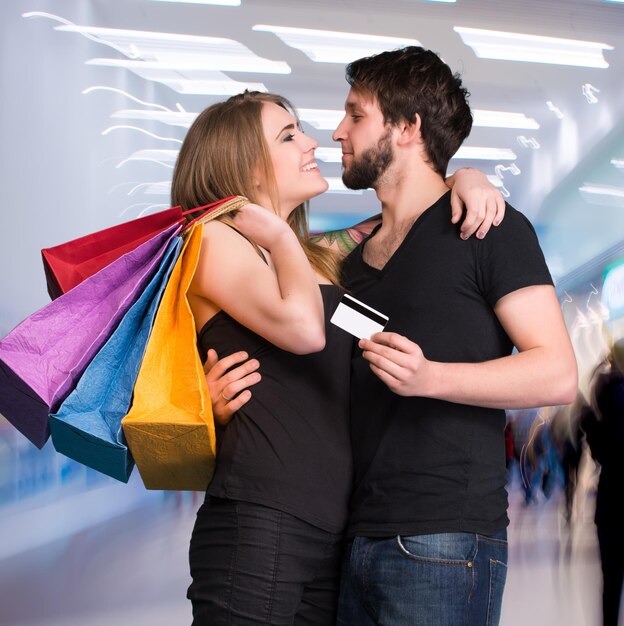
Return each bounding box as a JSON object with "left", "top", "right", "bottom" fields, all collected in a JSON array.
[{"left": 332, "top": 89, "right": 395, "bottom": 190}]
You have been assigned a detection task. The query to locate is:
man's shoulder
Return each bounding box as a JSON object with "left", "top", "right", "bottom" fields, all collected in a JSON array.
[{"left": 495, "top": 202, "right": 535, "bottom": 232}]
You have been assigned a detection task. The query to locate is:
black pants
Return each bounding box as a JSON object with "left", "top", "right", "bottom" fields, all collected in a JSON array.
[
  {"left": 597, "top": 525, "right": 624, "bottom": 626},
  {"left": 188, "top": 496, "right": 344, "bottom": 625}
]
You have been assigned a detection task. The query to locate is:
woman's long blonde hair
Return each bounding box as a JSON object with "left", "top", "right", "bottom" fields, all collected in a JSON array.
[{"left": 171, "top": 91, "right": 341, "bottom": 285}]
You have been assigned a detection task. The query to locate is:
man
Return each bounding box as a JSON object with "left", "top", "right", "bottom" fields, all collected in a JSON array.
[
  {"left": 329, "top": 47, "right": 576, "bottom": 625},
  {"left": 208, "top": 47, "right": 577, "bottom": 625}
]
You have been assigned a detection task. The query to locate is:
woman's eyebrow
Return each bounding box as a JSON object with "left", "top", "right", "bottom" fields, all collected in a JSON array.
[{"left": 275, "top": 123, "right": 296, "bottom": 140}]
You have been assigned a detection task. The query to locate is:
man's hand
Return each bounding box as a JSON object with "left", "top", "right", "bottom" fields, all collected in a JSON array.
[
  {"left": 447, "top": 168, "right": 506, "bottom": 240},
  {"left": 204, "top": 349, "right": 261, "bottom": 426},
  {"left": 358, "top": 332, "right": 434, "bottom": 397}
]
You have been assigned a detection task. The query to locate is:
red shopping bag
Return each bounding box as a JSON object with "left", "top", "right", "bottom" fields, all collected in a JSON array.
[
  {"left": 41, "top": 207, "right": 185, "bottom": 300},
  {"left": 41, "top": 197, "right": 240, "bottom": 300}
]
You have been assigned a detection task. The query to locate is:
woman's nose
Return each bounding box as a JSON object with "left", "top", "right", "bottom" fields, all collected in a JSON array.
[{"left": 303, "top": 134, "right": 318, "bottom": 152}]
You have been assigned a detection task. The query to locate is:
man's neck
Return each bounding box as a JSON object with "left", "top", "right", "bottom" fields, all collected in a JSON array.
[
  {"left": 374, "top": 164, "right": 449, "bottom": 232},
  {"left": 360, "top": 161, "right": 449, "bottom": 271}
]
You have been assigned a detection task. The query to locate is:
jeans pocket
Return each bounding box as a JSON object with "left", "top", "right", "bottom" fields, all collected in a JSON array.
[
  {"left": 486, "top": 557, "right": 508, "bottom": 626},
  {"left": 396, "top": 532, "right": 477, "bottom": 565}
]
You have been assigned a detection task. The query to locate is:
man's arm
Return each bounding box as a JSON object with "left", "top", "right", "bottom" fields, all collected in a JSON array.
[
  {"left": 358, "top": 284, "right": 578, "bottom": 410},
  {"left": 311, "top": 168, "right": 505, "bottom": 256}
]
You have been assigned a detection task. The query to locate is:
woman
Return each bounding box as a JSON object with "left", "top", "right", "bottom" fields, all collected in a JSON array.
[{"left": 171, "top": 91, "right": 502, "bottom": 625}]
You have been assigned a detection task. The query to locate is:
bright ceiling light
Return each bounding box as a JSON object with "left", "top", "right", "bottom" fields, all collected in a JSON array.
[
  {"left": 579, "top": 184, "right": 624, "bottom": 206},
  {"left": 253, "top": 25, "right": 421, "bottom": 63},
  {"left": 298, "top": 108, "right": 538, "bottom": 131},
  {"left": 148, "top": 0, "right": 240, "bottom": 5},
  {"left": 454, "top": 26, "right": 613, "bottom": 68},
  {"left": 317, "top": 146, "right": 517, "bottom": 163},
  {"left": 472, "top": 110, "right": 539, "bottom": 130},
  {"left": 315, "top": 147, "right": 343, "bottom": 163},
  {"left": 486, "top": 175, "right": 504, "bottom": 188},
  {"left": 611, "top": 159, "right": 624, "bottom": 170},
  {"left": 56, "top": 25, "right": 290, "bottom": 73},
  {"left": 453, "top": 147, "right": 517, "bottom": 161},
  {"left": 298, "top": 109, "right": 344, "bottom": 130},
  {"left": 324, "top": 178, "right": 365, "bottom": 195}
]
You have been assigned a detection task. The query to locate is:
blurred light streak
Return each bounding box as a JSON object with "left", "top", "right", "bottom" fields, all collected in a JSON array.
[
  {"left": 517, "top": 136, "right": 540, "bottom": 149},
  {"left": 82, "top": 86, "right": 172, "bottom": 111},
  {"left": 579, "top": 184, "right": 624, "bottom": 207},
  {"left": 101, "top": 125, "right": 183, "bottom": 144},
  {"left": 546, "top": 101, "right": 565, "bottom": 119},
  {"left": 111, "top": 109, "right": 196, "bottom": 128},
  {"left": 116, "top": 149, "right": 179, "bottom": 169},
  {"left": 582, "top": 83, "right": 600, "bottom": 104},
  {"left": 148, "top": 0, "right": 241, "bottom": 5},
  {"left": 127, "top": 181, "right": 171, "bottom": 196}
]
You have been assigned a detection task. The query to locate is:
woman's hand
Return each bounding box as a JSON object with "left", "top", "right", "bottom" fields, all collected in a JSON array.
[
  {"left": 204, "top": 349, "right": 261, "bottom": 426},
  {"left": 447, "top": 168, "right": 506, "bottom": 239},
  {"left": 232, "top": 203, "right": 293, "bottom": 250}
]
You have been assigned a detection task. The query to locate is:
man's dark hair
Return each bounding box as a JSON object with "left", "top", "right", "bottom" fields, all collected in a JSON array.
[{"left": 345, "top": 46, "right": 472, "bottom": 176}]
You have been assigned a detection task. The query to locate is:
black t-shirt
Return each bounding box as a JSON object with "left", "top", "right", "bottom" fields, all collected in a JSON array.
[
  {"left": 197, "top": 285, "right": 353, "bottom": 534},
  {"left": 342, "top": 191, "right": 553, "bottom": 538}
]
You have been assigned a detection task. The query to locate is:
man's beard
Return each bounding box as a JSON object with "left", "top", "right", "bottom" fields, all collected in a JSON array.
[{"left": 342, "top": 130, "right": 394, "bottom": 190}]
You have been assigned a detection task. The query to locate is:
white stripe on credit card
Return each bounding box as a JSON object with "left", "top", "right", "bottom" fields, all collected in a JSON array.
[{"left": 330, "top": 293, "right": 389, "bottom": 339}]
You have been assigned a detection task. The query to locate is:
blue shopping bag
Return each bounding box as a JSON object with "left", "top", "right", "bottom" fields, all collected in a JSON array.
[{"left": 49, "top": 235, "right": 184, "bottom": 482}]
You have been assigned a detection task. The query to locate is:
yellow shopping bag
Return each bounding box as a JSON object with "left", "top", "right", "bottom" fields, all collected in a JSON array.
[{"left": 122, "top": 223, "right": 215, "bottom": 491}]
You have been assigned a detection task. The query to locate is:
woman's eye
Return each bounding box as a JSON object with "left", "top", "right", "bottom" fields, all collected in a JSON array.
[{"left": 283, "top": 133, "right": 295, "bottom": 142}]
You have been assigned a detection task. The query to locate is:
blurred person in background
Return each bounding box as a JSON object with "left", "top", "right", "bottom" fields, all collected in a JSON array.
[
  {"left": 582, "top": 339, "right": 624, "bottom": 626},
  {"left": 550, "top": 394, "right": 588, "bottom": 526}
]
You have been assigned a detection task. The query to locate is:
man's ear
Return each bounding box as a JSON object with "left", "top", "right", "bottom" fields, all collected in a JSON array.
[{"left": 396, "top": 113, "right": 422, "bottom": 147}]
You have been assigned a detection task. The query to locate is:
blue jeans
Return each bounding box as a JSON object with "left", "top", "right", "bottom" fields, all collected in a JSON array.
[
  {"left": 337, "top": 530, "right": 508, "bottom": 626},
  {"left": 188, "top": 496, "right": 344, "bottom": 625}
]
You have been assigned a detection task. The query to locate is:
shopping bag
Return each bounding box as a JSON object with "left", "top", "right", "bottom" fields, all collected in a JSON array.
[
  {"left": 41, "top": 207, "right": 185, "bottom": 300},
  {"left": 122, "top": 223, "right": 216, "bottom": 491},
  {"left": 49, "top": 235, "right": 184, "bottom": 482},
  {"left": 0, "top": 222, "right": 182, "bottom": 448}
]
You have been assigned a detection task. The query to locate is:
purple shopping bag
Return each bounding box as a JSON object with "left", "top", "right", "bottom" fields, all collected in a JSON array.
[{"left": 0, "top": 222, "right": 182, "bottom": 448}]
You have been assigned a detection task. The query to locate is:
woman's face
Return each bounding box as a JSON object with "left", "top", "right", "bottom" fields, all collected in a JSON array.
[{"left": 259, "top": 102, "right": 328, "bottom": 219}]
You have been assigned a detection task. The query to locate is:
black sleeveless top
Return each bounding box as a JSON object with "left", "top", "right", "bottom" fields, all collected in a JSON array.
[{"left": 197, "top": 285, "right": 353, "bottom": 534}]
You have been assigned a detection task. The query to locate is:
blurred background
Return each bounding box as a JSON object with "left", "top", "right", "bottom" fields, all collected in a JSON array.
[{"left": 1, "top": 0, "right": 623, "bottom": 624}]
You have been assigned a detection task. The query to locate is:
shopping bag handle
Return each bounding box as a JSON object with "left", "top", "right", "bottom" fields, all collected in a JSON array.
[{"left": 181, "top": 196, "right": 249, "bottom": 231}]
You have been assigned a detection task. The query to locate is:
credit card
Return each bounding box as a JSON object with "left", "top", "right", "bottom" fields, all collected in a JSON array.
[{"left": 330, "top": 293, "right": 389, "bottom": 339}]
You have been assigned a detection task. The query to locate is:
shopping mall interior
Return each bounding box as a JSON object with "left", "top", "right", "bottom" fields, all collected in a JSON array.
[{"left": 0, "top": 0, "right": 623, "bottom": 624}]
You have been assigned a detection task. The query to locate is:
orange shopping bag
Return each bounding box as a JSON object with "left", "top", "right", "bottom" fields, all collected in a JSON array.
[{"left": 122, "top": 223, "right": 215, "bottom": 491}]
